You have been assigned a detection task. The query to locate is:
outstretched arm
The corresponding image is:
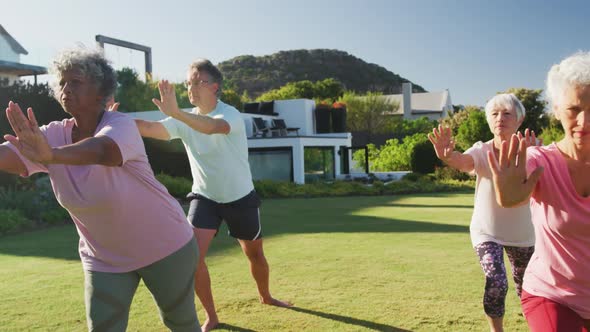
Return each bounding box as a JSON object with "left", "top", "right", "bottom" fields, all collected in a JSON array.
[
  {"left": 0, "top": 145, "right": 26, "bottom": 175},
  {"left": 104, "top": 98, "right": 171, "bottom": 141},
  {"left": 487, "top": 134, "right": 544, "bottom": 207},
  {"left": 428, "top": 125, "right": 474, "bottom": 173},
  {"left": 134, "top": 119, "right": 171, "bottom": 141},
  {"left": 4, "top": 101, "right": 122, "bottom": 167},
  {"left": 152, "top": 80, "right": 229, "bottom": 135}
]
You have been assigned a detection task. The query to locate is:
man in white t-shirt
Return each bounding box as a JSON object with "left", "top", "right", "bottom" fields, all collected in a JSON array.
[{"left": 133, "top": 59, "right": 291, "bottom": 332}]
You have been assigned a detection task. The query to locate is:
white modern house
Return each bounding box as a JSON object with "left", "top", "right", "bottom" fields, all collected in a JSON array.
[
  {"left": 382, "top": 82, "right": 453, "bottom": 120},
  {"left": 0, "top": 25, "right": 47, "bottom": 85},
  {"left": 129, "top": 99, "right": 353, "bottom": 184}
]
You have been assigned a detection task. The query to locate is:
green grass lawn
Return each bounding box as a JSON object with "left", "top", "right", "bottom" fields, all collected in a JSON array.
[{"left": 0, "top": 193, "right": 529, "bottom": 331}]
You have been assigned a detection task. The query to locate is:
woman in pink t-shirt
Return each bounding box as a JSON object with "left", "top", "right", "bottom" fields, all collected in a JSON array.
[
  {"left": 488, "top": 52, "right": 590, "bottom": 331},
  {"left": 0, "top": 49, "right": 200, "bottom": 331},
  {"left": 429, "top": 94, "right": 536, "bottom": 332}
]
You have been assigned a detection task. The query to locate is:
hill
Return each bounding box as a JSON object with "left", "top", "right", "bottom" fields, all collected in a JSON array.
[{"left": 217, "top": 49, "right": 426, "bottom": 97}]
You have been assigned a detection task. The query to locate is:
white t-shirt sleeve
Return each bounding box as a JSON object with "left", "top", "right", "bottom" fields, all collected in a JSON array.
[
  {"left": 95, "top": 114, "right": 144, "bottom": 165},
  {"left": 159, "top": 116, "right": 183, "bottom": 140},
  {"left": 217, "top": 107, "right": 244, "bottom": 135},
  {"left": 464, "top": 141, "right": 484, "bottom": 175}
]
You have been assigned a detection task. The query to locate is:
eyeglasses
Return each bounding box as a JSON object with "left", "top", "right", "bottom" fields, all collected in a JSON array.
[{"left": 184, "top": 80, "right": 210, "bottom": 88}]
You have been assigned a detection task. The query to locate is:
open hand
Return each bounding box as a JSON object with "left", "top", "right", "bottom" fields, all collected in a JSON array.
[
  {"left": 487, "top": 134, "right": 543, "bottom": 207},
  {"left": 428, "top": 125, "right": 455, "bottom": 162},
  {"left": 4, "top": 101, "right": 53, "bottom": 164},
  {"left": 152, "top": 80, "right": 180, "bottom": 117},
  {"left": 106, "top": 101, "right": 120, "bottom": 112},
  {"left": 517, "top": 128, "right": 543, "bottom": 147}
]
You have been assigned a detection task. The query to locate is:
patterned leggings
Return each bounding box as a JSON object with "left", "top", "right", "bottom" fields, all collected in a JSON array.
[{"left": 475, "top": 241, "right": 535, "bottom": 318}]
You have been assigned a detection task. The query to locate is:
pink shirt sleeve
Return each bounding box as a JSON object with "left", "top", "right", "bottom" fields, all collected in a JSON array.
[
  {"left": 95, "top": 113, "right": 144, "bottom": 165},
  {"left": 1, "top": 126, "right": 50, "bottom": 177}
]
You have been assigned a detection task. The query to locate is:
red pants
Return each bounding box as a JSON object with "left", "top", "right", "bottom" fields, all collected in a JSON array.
[{"left": 522, "top": 290, "right": 590, "bottom": 332}]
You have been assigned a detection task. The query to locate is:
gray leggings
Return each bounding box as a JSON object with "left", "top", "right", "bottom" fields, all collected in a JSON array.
[{"left": 84, "top": 238, "right": 200, "bottom": 332}]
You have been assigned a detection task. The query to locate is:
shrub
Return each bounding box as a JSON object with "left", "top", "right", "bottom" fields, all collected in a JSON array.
[
  {"left": 402, "top": 173, "right": 421, "bottom": 182},
  {"left": 434, "top": 167, "right": 472, "bottom": 181},
  {"left": 252, "top": 178, "right": 474, "bottom": 199},
  {"left": 40, "top": 209, "right": 71, "bottom": 225},
  {"left": 0, "top": 209, "right": 31, "bottom": 235},
  {"left": 410, "top": 140, "right": 442, "bottom": 174},
  {"left": 155, "top": 173, "right": 192, "bottom": 198}
]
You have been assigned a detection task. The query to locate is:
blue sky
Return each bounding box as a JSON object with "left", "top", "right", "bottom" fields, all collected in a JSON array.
[{"left": 3, "top": 0, "right": 589, "bottom": 106}]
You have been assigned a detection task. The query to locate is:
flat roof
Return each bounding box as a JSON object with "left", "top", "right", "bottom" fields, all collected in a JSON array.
[{"left": 0, "top": 60, "right": 47, "bottom": 76}]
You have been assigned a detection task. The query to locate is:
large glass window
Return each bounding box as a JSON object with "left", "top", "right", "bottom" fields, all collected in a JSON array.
[
  {"left": 304, "top": 147, "right": 335, "bottom": 182},
  {"left": 248, "top": 148, "right": 292, "bottom": 182}
]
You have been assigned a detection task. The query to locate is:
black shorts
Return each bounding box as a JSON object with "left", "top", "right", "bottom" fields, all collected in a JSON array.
[{"left": 187, "top": 190, "right": 262, "bottom": 241}]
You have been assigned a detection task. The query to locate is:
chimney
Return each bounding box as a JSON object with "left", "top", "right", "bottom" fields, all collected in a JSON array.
[{"left": 402, "top": 83, "right": 412, "bottom": 119}]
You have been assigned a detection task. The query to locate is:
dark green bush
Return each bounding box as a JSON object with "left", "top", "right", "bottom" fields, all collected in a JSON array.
[
  {"left": 0, "top": 209, "right": 31, "bottom": 235},
  {"left": 40, "top": 209, "right": 71, "bottom": 225},
  {"left": 434, "top": 166, "right": 472, "bottom": 181},
  {"left": 410, "top": 140, "right": 442, "bottom": 174},
  {"left": 252, "top": 178, "right": 473, "bottom": 199},
  {"left": 156, "top": 173, "right": 192, "bottom": 198},
  {"left": 402, "top": 173, "right": 421, "bottom": 182},
  {"left": 0, "top": 80, "right": 67, "bottom": 137}
]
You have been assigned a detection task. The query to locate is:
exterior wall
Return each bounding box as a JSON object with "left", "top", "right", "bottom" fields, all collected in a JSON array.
[
  {"left": 248, "top": 135, "right": 351, "bottom": 184},
  {"left": 273, "top": 99, "right": 315, "bottom": 135},
  {"left": 128, "top": 100, "right": 353, "bottom": 184},
  {"left": 0, "top": 73, "right": 19, "bottom": 85},
  {"left": 0, "top": 36, "right": 19, "bottom": 62}
]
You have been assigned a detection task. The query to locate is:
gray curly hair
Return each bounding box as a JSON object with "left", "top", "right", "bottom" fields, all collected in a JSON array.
[{"left": 49, "top": 48, "right": 117, "bottom": 107}]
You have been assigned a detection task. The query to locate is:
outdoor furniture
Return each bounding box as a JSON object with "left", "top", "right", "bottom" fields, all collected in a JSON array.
[
  {"left": 272, "top": 118, "right": 300, "bottom": 136},
  {"left": 252, "top": 117, "right": 281, "bottom": 137}
]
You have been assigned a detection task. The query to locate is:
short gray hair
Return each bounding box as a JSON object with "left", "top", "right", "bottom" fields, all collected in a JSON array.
[
  {"left": 546, "top": 51, "right": 590, "bottom": 108},
  {"left": 484, "top": 93, "right": 526, "bottom": 121},
  {"left": 189, "top": 59, "right": 223, "bottom": 97},
  {"left": 50, "top": 48, "right": 117, "bottom": 106}
]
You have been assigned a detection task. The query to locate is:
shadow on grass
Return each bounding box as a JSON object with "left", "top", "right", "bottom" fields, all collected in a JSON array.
[
  {"left": 215, "top": 323, "right": 257, "bottom": 332},
  {"left": 0, "top": 192, "right": 471, "bottom": 261},
  {"left": 382, "top": 203, "right": 472, "bottom": 209},
  {"left": 288, "top": 306, "right": 412, "bottom": 331}
]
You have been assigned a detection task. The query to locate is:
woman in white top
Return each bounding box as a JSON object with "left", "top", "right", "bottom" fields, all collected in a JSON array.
[{"left": 428, "top": 94, "right": 536, "bottom": 332}]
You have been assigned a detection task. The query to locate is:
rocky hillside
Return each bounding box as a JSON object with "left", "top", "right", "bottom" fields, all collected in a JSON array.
[{"left": 218, "top": 49, "right": 426, "bottom": 97}]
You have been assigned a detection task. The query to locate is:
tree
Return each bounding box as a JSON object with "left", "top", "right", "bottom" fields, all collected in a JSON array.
[
  {"left": 538, "top": 116, "right": 564, "bottom": 143},
  {"left": 0, "top": 80, "right": 65, "bottom": 137},
  {"left": 220, "top": 89, "right": 243, "bottom": 110},
  {"left": 353, "top": 133, "right": 429, "bottom": 172},
  {"left": 386, "top": 116, "right": 437, "bottom": 139},
  {"left": 314, "top": 78, "right": 344, "bottom": 101},
  {"left": 504, "top": 88, "right": 548, "bottom": 134},
  {"left": 256, "top": 78, "right": 344, "bottom": 102},
  {"left": 455, "top": 108, "right": 492, "bottom": 151},
  {"left": 115, "top": 68, "right": 191, "bottom": 112},
  {"left": 440, "top": 105, "right": 480, "bottom": 137},
  {"left": 338, "top": 91, "right": 399, "bottom": 142}
]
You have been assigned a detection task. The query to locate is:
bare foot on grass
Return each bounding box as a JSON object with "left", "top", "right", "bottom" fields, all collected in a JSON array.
[
  {"left": 201, "top": 317, "right": 219, "bottom": 332},
  {"left": 260, "top": 297, "right": 293, "bottom": 307}
]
